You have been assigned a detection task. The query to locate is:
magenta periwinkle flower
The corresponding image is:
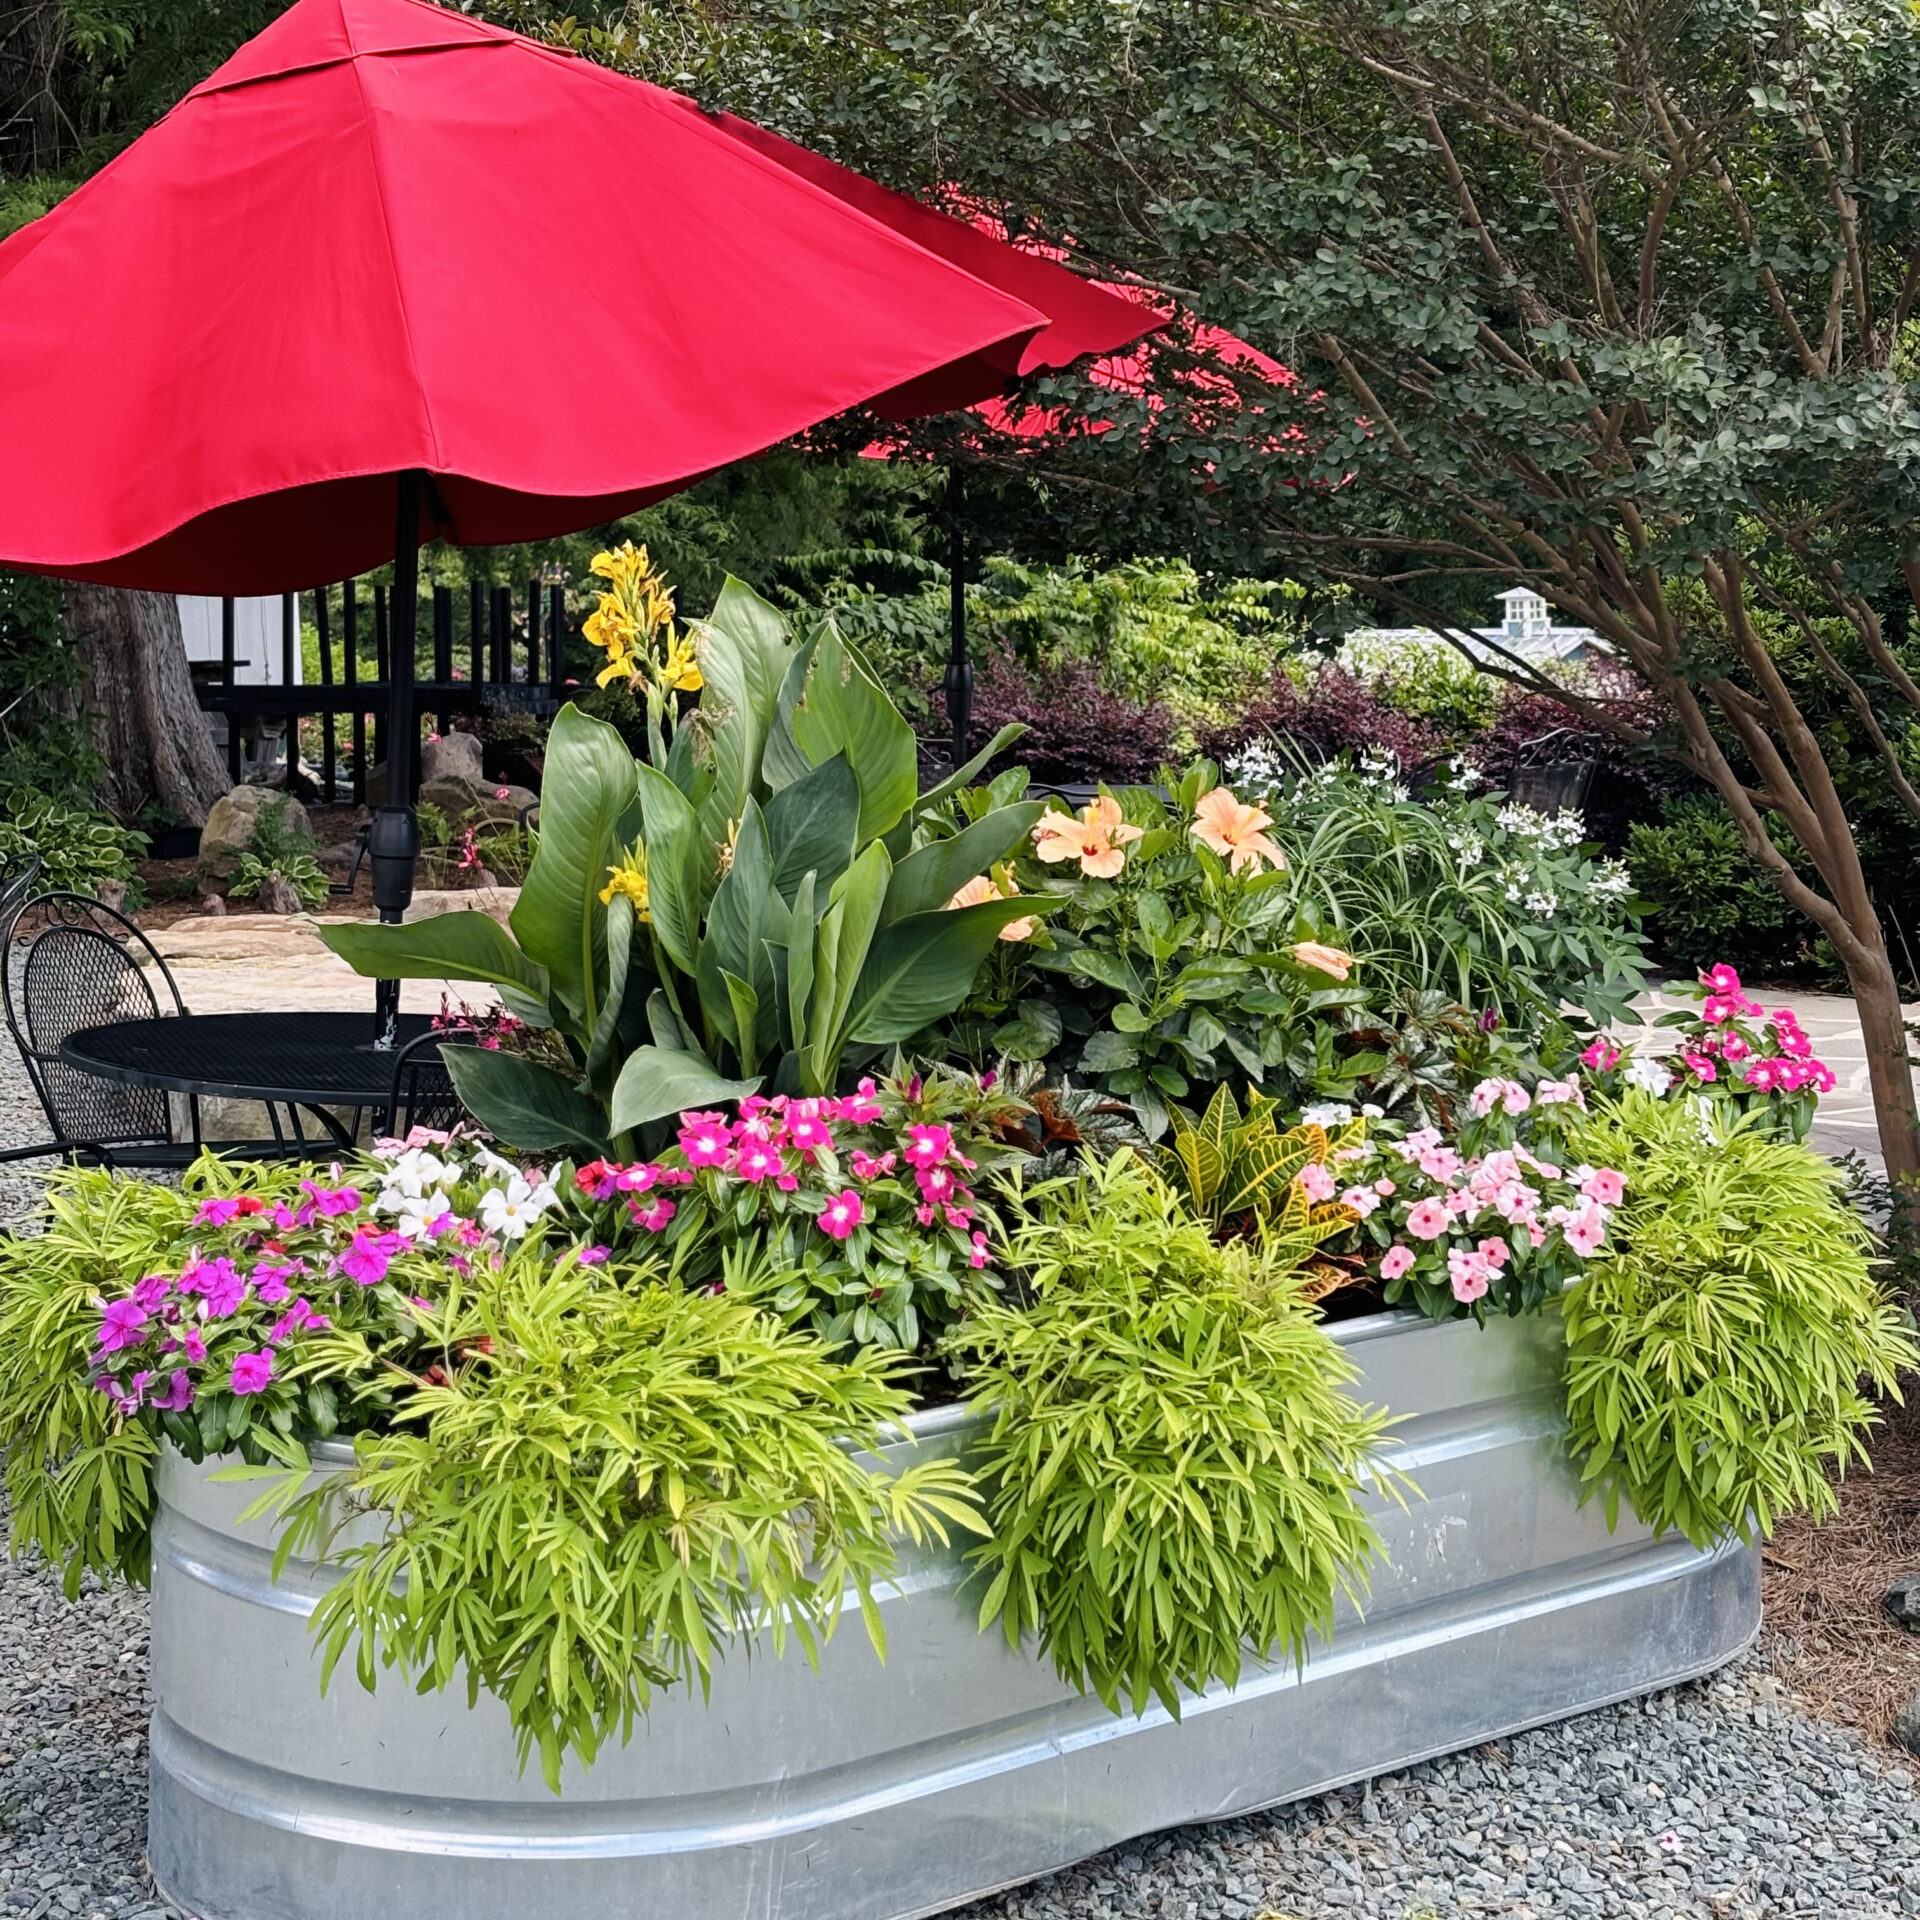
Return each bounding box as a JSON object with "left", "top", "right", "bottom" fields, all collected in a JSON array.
[
  {"left": 150, "top": 1371, "right": 194, "bottom": 1413},
  {"left": 96, "top": 1299, "right": 150, "bottom": 1354},
  {"left": 903, "top": 1124, "right": 953, "bottom": 1171},
  {"left": 575, "top": 1245, "right": 611, "bottom": 1266},
  {"left": 818, "top": 1190, "right": 866, "bottom": 1241},
  {"left": 132, "top": 1272, "right": 174, "bottom": 1312},
  {"left": 266, "top": 1299, "right": 331, "bottom": 1345},
  {"left": 229, "top": 1350, "right": 274, "bottom": 1396},
  {"left": 630, "top": 1197, "right": 676, "bottom": 1233},
  {"left": 179, "top": 1254, "right": 246, "bottom": 1318},
  {"left": 298, "top": 1180, "right": 363, "bottom": 1218},
  {"left": 339, "top": 1228, "right": 406, "bottom": 1287},
  {"left": 733, "top": 1140, "right": 784, "bottom": 1184},
  {"left": 678, "top": 1112, "right": 734, "bottom": 1167},
  {"left": 840, "top": 1078, "right": 885, "bottom": 1124},
  {"left": 968, "top": 1230, "right": 991, "bottom": 1270}
]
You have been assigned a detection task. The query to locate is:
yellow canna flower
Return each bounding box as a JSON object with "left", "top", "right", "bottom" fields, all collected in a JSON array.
[
  {"left": 590, "top": 541, "right": 651, "bottom": 588},
  {"left": 599, "top": 845, "right": 652, "bottom": 921},
  {"left": 594, "top": 644, "right": 639, "bottom": 689},
  {"left": 661, "top": 633, "right": 704, "bottom": 693}
]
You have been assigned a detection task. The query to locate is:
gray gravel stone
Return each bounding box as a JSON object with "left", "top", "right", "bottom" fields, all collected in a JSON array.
[{"left": 1887, "top": 1572, "right": 1920, "bottom": 1632}]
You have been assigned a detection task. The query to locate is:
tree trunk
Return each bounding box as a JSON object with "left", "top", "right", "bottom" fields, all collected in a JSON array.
[
  {"left": 0, "top": 0, "right": 66, "bottom": 177},
  {"left": 1844, "top": 936, "right": 1920, "bottom": 1211},
  {"left": 65, "top": 585, "right": 230, "bottom": 825}
]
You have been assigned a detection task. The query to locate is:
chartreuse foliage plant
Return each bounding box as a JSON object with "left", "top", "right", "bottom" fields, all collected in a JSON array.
[
  {"left": 272, "top": 1241, "right": 984, "bottom": 1791},
  {"left": 952, "top": 1152, "right": 1393, "bottom": 1716},
  {"left": 1560, "top": 1093, "right": 1917, "bottom": 1548},
  {"left": 321, "top": 575, "right": 1039, "bottom": 1152},
  {"left": 0, "top": 1169, "right": 183, "bottom": 1593}
]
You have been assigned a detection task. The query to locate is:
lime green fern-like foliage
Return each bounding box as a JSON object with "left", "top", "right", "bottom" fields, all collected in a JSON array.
[
  {"left": 0, "top": 1171, "right": 188, "bottom": 1592},
  {"left": 1562, "top": 1092, "right": 1917, "bottom": 1547},
  {"left": 952, "top": 1152, "right": 1392, "bottom": 1716},
  {"left": 276, "top": 1244, "right": 985, "bottom": 1791}
]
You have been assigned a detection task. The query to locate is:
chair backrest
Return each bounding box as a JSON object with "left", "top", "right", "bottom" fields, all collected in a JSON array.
[
  {"left": 382, "top": 1028, "right": 474, "bottom": 1140},
  {"left": 3, "top": 893, "right": 184, "bottom": 1148},
  {"left": 0, "top": 853, "right": 42, "bottom": 952}
]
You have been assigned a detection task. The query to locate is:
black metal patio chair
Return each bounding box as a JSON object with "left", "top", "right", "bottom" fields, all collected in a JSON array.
[
  {"left": 375, "top": 1025, "right": 476, "bottom": 1141},
  {"left": 0, "top": 892, "right": 316, "bottom": 1170}
]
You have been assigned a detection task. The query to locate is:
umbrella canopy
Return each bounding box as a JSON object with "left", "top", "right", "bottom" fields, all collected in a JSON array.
[{"left": 0, "top": 0, "right": 1154, "bottom": 594}]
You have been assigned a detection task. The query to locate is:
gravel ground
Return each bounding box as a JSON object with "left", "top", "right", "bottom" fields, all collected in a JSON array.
[
  {"left": 1, "top": 1534, "right": 1915, "bottom": 1920},
  {"left": 1, "top": 1059, "right": 1917, "bottom": 1917}
]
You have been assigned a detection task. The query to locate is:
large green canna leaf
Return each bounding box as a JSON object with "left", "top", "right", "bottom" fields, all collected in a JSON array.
[
  {"left": 910, "top": 722, "right": 1031, "bottom": 815},
  {"left": 695, "top": 803, "right": 787, "bottom": 1063},
  {"left": 633, "top": 764, "right": 708, "bottom": 975},
  {"left": 319, "top": 911, "right": 551, "bottom": 1001},
  {"left": 764, "top": 752, "right": 859, "bottom": 903},
  {"left": 583, "top": 894, "right": 639, "bottom": 1084},
  {"left": 609, "top": 1046, "right": 762, "bottom": 1132},
  {"left": 695, "top": 576, "right": 792, "bottom": 844},
  {"left": 845, "top": 896, "right": 1043, "bottom": 1044},
  {"left": 760, "top": 632, "right": 817, "bottom": 793},
  {"left": 803, "top": 840, "right": 890, "bottom": 1093},
  {"left": 788, "top": 623, "right": 918, "bottom": 841},
  {"left": 442, "top": 1048, "right": 610, "bottom": 1154},
  {"left": 509, "top": 705, "right": 639, "bottom": 1030},
  {"left": 879, "top": 802, "right": 1044, "bottom": 925}
]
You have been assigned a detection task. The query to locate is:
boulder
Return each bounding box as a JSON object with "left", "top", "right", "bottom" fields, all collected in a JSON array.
[
  {"left": 420, "top": 731, "right": 486, "bottom": 787},
  {"left": 418, "top": 773, "right": 537, "bottom": 834},
  {"left": 1895, "top": 1689, "right": 1920, "bottom": 1758},
  {"left": 254, "top": 874, "right": 305, "bottom": 915},
  {"left": 196, "top": 785, "right": 313, "bottom": 887},
  {"left": 1885, "top": 1574, "right": 1920, "bottom": 1632}
]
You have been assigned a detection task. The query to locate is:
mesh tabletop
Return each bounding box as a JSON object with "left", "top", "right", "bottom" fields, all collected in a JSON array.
[{"left": 60, "top": 1013, "right": 436, "bottom": 1107}]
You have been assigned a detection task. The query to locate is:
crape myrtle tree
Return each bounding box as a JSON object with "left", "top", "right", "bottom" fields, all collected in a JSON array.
[{"left": 627, "top": 0, "right": 1920, "bottom": 1197}]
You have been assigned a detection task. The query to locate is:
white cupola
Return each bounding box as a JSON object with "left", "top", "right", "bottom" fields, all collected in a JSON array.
[{"left": 1498, "top": 586, "right": 1550, "bottom": 640}]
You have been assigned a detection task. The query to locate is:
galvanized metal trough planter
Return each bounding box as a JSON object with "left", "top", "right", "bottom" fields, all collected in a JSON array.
[{"left": 148, "top": 1307, "right": 1759, "bottom": 1920}]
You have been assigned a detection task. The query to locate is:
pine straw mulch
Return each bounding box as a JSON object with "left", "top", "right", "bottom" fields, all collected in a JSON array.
[{"left": 1763, "top": 1383, "right": 1920, "bottom": 1744}]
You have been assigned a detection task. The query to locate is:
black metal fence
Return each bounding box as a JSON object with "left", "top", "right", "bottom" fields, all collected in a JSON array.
[{"left": 194, "top": 580, "right": 572, "bottom": 803}]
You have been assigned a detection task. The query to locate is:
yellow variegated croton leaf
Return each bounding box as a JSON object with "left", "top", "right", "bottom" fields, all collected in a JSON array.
[{"left": 1155, "top": 1085, "right": 1364, "bottom": 1296}]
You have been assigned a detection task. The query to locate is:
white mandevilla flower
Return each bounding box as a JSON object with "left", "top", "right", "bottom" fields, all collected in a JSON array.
[
  {"left": 477, "top": 1174, "right": 560, "bottom": 1240},
  {"left": 1300, "top": 1100, "right": 1354, "bottom": 1127},
  {"left": 376, "top": 1146, "right": 455, "bottom": 1205},
  {"left": 1623, "top": 1053, "right": 1674, "bottom": 1097},
  {"left": 394, "top": 1190, "right": 454, "bottom": 1241}
]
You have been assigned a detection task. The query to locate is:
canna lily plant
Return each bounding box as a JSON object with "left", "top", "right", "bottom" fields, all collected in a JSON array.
[{"left": 322, "top": 576, "right": 1041, "bottom": 1154}]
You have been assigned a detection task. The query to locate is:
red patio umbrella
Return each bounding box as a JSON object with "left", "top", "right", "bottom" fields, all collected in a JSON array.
[{"left": 0, "top": 0, "right": 1156, "bottom": 1034}]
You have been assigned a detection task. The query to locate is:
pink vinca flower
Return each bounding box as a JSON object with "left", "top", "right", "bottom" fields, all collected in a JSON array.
[
  {"left": 818, "top": 1190, "right": 866, "bottom": 1241},
  {"left": 631, "top": 1197, "right": 676, "bottom": 1233},
  {"left": 969, "top": 1230, "right": 992, "bottom": 1270},
  {"left": 1581, "top": 1168, "right": 1626, "bottom": 1207},
  {"left": 1296, "top": 1163, "right": 1337, "bottom": 1203},
  {"left": 1405, "top": 1198, "right": 1454, "bottom": 1241},
  {"left": 1378, "top": 1245, "right": 1416, "bottom": 1281},
  {"left": 903, "top": 1124, "right": 953, "bottom": 1171},
  {"left": 733, "top": 1140, "right": 784, "bottom": 1184},
  {"left": 339, "top": 1229, "right": 406, "bottom": 1287},
  {"left": 678, "top": 1112, "right": 734, "bottom": 1168},
  {"left": 229, "top": 1350, "right": 274, "bottom": 1396},
  {"left": 1703, "top": 963, "right": 1742, "bottom": 997},
  {"left": 1580, "top": 1038, "right": 1621, "bottom": 1072},
  {"left": 840, "top": 1079, "right": 885, "bottom": 1124},
  {"left": 96, "top": 1299, "right": 149, "bottom": 1354},
  {"left": 1447, "top": 1249, "right": 1491, "bottom": 1304}
]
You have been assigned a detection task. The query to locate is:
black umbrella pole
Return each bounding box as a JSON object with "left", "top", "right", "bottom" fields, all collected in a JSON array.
[{"left": 371, "top": 469, "right": 424, "bottom": 1049}]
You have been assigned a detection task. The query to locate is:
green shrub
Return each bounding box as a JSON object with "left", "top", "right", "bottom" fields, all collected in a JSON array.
[
  {"left": 0, "top": 790, "right": 144, "bottom": 897},
  {"left": 1626, "top": 793, "right": 1815, "bottom": 980},
  {"left": 0, "top": 571, "right": 101, "bottom": 801},
  {"left": 228, "top": 846, "right": 327, "bottom": 908},
  {"left": 952, "top": 1151, "right": 1391, "bottom": 1716},
  {"left": 1561, "top": 1091, "right": 1917, "bottom": 1546},
  {"left": 281, "top": 1241, "right": 984, "bottom": 1789}
]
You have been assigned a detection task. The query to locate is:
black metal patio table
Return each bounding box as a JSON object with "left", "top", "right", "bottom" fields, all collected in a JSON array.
[{"left": 60, "top": 1011, "right": 435, "bottom": 1150}]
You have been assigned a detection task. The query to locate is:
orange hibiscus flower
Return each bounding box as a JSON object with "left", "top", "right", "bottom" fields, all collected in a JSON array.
[
  {"left": 1031, "top": 794, "right": 1144, "bottom": 879},
  {"left": 1189, "top": 786, "right": 1286, "bottom": 873},
  {"left": 947, "top": 872, "right": 1038, "bottom": 941}
]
